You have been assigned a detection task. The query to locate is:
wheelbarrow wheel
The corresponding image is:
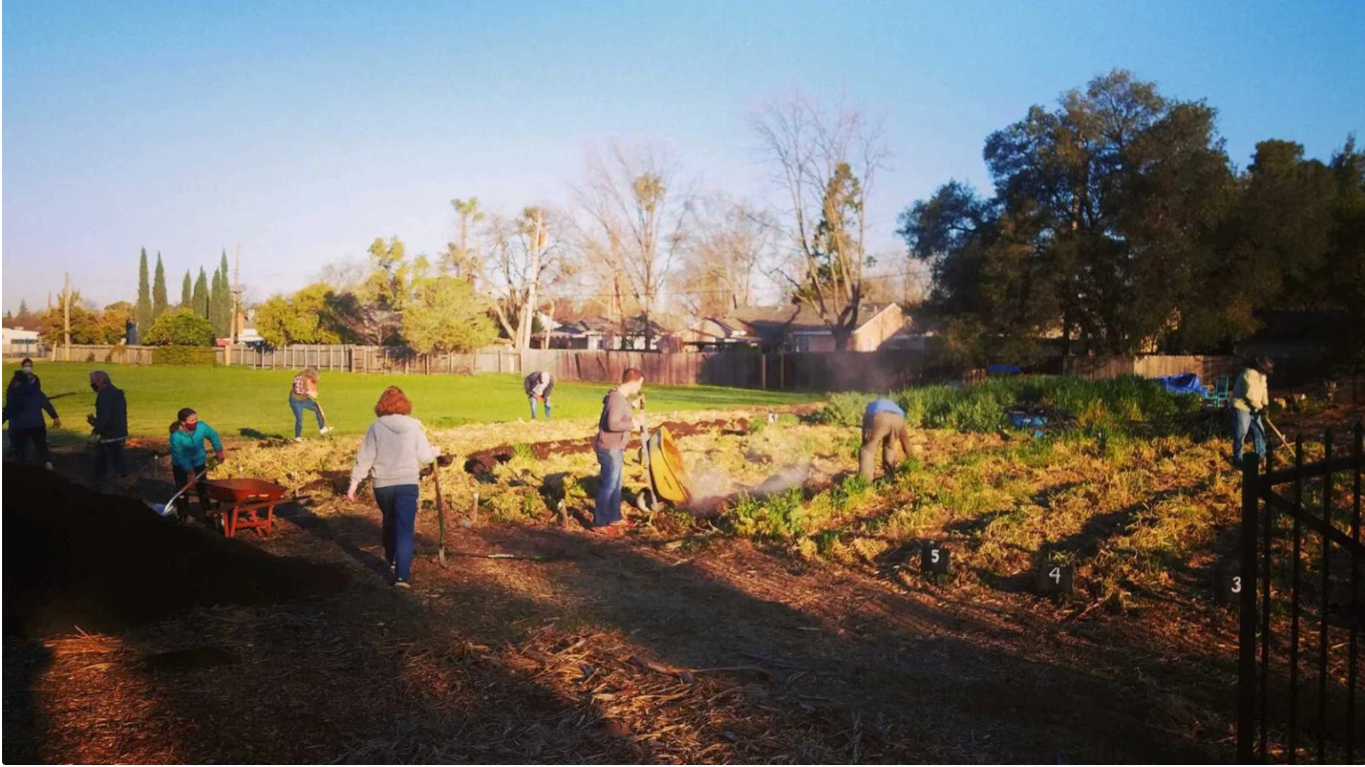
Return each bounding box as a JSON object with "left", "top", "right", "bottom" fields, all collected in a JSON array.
[{"left": 637, "top": 488, "right": 661, "bottom": 513}]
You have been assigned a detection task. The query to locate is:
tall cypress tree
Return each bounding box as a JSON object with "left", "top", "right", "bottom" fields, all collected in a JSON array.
[
  {"left": 209, "top": 267, "right": 226, "bottom": 337},
  {"left": 193, "top": 267, "right": 210, "bottom": 319},
  {"left": 180, "top": 271, "right": 192, "bottom": 308},
  {"left": 136, "top": 249, "right": 152, "bottom": 331},
  {"left": 152, "top": 252, "right": 169, "bottom": 319},
  {"left": 217, "top": 250, "right": 233, "bottom": 337}
]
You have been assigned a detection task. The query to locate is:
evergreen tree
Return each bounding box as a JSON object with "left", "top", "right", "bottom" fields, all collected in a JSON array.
[
  {"left": 219, "top": 250, "right": 234, "bottom": 336},
  {"left": 19, "top": 300, "right": 29, "bottom": 315},
  {"left": 181, "top": 271, "right": 192, "bottom": 308},
  {"left": 210, "top": 251, "right": 233, "bottom": 337},
  {"left": 193, "top": 267, "right": 210, "bottom": 319},
  {"left": 152, "top": 252, "right": 169, "bottom": 319},
  {"left": 136, "top": 248, "right": 152, "bottom": 331}
]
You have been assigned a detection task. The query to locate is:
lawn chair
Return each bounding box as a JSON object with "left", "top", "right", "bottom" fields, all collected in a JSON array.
[{"left": 1202, "top": 376, "right": 1230, "bottom": 410}]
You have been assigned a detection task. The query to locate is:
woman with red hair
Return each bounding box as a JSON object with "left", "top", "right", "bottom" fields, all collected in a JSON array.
[{"left": 347, "top": 386, "right": 440, "bottom": 588}]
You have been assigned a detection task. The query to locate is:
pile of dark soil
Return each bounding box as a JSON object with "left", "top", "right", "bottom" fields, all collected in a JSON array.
[{"left": 2, "top": 466, "right": 348, "bottom": 638}]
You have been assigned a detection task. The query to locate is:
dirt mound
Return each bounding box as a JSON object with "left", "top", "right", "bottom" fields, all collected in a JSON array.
[
  {"left": 464, "top": 418, "right": 748, "bottom": 476},
  {"left": 2, "top": 466, "right": 348, "bottom": 638}
]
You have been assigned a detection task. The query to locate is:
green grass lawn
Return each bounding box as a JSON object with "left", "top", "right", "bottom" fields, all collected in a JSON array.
[{"left": 2, "top": 362, "right": 816, "bottom": 442}]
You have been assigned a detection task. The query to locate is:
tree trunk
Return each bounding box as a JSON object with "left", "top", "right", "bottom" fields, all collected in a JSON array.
[{"left": 519, "top": 211, "right": 544, "bottom": 351}]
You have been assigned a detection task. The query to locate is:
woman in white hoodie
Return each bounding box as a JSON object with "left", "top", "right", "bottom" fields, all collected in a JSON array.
[{"left": 347, "top": 386, "right": 439, "bottom": 588}]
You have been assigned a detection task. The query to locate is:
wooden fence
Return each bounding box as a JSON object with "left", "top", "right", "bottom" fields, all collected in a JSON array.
[
  {"left": 1062, "top": 354, "right": 1241, "bottom": 384},
  {"left": 45, "top": 343, "right": 1250, "bottom": 393}
]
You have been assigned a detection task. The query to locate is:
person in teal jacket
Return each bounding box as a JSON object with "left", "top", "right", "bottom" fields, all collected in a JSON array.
[{"left": 168, "top": 407, "right": 225, "bottom": 521}]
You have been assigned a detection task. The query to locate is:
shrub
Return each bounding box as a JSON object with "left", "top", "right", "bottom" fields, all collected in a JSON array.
[
  {"left": 144, "top": 308, "right": 215, "bottom": 346},
  {"left": 153, "top": 345, "right": 217, "bottom": 366}
]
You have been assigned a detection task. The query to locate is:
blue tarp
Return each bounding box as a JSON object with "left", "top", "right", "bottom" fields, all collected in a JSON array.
[
  {"left": 1153, "top": 372, "right": 1205, "bottom": 395},
  {"left": 987, "top": 364, "right": 1023, "bottom": 375},
  {"left": 1009, "top": 412, "right": 1048, "bottom": 429}
]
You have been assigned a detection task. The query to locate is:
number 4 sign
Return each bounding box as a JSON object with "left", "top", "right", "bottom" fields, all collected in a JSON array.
[{"left": 1035, "top": 563, "right": 1075, "bottom": 595}]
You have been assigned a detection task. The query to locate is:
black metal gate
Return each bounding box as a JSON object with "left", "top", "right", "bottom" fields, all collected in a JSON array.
[{"left": 1239, "top": 424, "right": 1364, "bottom": 763}]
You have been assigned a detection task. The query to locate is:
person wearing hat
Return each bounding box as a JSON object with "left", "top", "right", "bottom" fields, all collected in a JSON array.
[{"left": 1231, "top": 356, "right": 1274, "bottom": 467}]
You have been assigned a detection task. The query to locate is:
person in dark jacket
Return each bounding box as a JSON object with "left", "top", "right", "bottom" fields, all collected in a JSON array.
[
  {"left": 86, "top": 370, "right": 130, "bottom": 482},
  {"left": 8, "top": 358, "right": 41, "bottom": 391},
  {"left": 3, "top": 370, "right": 59, "bottom": 469},
  {"left": 592, "top": 368, "right": 645, "bottom": 534},
  {"left": 523, "top": 370, "right": 555, "bottom": 420}
]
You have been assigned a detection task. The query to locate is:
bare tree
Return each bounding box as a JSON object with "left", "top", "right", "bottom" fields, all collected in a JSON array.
[
  {"left": 484, "top": 206, "right": 562, "bottom": 350},
  {"left": 751, "top": 94, "right": 888, "bottom": 349},
  {"left": 678, "top": 194, "right": 777, "bottom": 317},
  {"left": 317, "top": 258, "right": 370, "bottom": 293},
  {"left": 574, "top": 140, "right": 692, "bottom": 350}
]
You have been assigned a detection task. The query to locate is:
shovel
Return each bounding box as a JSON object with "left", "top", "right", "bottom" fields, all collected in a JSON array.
[
  {"left": 148, "top": 463, "right": 213, "bottom": 519},
  {"left": 427, "top": 455, "right": 455, "bottom": 567},
  {"left": 636, "top": 397, "right": 659, "bottom": 513}
]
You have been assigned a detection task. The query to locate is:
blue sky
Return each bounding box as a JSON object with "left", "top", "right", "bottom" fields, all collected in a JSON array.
[{"left": 3, "top": 0, "right": 1363, "bottom": 311}]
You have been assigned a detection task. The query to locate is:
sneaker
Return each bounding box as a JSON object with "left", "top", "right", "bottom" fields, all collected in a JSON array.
[
  {"left": 44, "top": 462, "right": 54, "bottom": 471},
  {"left": 319, "top": 427, "right": 333, "bottom": 435},
  {"left": 293, "top": 437, "right": 303, "bottom": 444},
  {"left": 394, "top": 579, "right": 412, "bottom": 589}
]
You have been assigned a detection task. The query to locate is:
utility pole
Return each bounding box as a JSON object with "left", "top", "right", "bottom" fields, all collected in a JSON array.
[
  {"left": 230, "top": 243, "right": 242, "bottom": 366},
  {"left": 63, "top": 272, "right": 71, "bottom": 361},
  {"left": 232, "top": 244, "right": 241, "bottom": 343}
]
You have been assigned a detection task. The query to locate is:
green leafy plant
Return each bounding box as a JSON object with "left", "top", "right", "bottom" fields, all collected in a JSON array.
[
  {"left": 143, "top": 308, "right": 215, "bottom": 346},
  {"left": 152, "top": 345, "right": 217, "bottom": 366}
]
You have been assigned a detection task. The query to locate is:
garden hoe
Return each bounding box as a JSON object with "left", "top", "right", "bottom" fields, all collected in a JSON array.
[{"left": 1262, "top": 414, "right": 1290, "bottom": 448}]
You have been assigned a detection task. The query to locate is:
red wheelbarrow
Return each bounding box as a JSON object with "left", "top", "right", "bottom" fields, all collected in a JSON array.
[{"left": 206, "top": 478, "right": 288, "bottom": 538}]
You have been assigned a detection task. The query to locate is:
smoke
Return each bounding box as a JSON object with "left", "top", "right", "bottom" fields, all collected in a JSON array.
[
  {"left": 749, "top": 463, "right": 812, "bottom": 496},
  {"left": 684, "top": 462, "right": 815, "bottom": 517},
  {"left": 684, "top": 468, "right": 737, "bottom": 517}
]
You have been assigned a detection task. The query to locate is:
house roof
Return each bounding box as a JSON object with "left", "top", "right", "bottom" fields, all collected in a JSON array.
[
  {"left": 556, "top": 315, "right": 676, "bottom": 337},
  {"left": 697, "top": 302, "right": 902, "bottom": 342}
]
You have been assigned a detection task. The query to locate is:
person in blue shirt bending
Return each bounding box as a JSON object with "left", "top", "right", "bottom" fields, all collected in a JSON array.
[
  {"left": 168, "top": 407, "right": 225, "bottom": 521},
  {"left": 861, "top": 398, "right": 913, "bottom": 481}
]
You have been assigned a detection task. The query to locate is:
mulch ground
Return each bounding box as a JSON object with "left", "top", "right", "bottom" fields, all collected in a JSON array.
[{"left": 4, "top": 459, "right": 1242, "bottom": 763}]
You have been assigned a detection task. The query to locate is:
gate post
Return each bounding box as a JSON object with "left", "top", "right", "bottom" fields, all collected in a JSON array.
[{"left": 1238, "top": 456, "right": 1260, "bottom": 764}]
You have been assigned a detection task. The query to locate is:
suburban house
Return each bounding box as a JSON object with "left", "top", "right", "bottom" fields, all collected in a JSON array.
[
  {"left": 683, "top": 302, "right": 914, "bottom": 352},
  {"left": 539, "top": 314, "right": 680, "bottom": 351},
  {"left": 2, "top": 327, "right": 44, "bottom": 357}
]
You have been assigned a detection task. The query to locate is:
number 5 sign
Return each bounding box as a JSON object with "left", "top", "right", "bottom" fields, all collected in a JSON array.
[{"left": 920, "top": 542, "right": 951, "bottom": 574}]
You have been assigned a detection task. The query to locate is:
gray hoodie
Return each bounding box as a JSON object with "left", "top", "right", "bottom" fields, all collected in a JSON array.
[{"left": 350, "top": 415, "right": 439, "bottom": 489}]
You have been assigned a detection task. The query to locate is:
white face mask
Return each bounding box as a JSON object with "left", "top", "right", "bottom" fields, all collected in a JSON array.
[{"left": 22, "top": 366, "right": 32, "bottom": 375}]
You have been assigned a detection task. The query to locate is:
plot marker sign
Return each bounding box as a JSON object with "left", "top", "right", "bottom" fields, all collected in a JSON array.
[
  {"left": 1036, "top": 563, "right": 1074, "bottom": 595},
  {"left": 1216, "top": 567, "right": 1244, "bottom": 607},
  {"left": 921, "top": 542, "right": 951, "bottom": 575}
]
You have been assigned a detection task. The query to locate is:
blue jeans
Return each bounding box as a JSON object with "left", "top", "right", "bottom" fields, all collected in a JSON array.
[
  {"left": 289, "top": 396, "right": 325, "bottom": 438},
  {"left": 1232, "top": 409, "right": 1266, "bottom": 463},
  {"left": 374, "top": 484, "right": 419, "bottom": 581},
  {"left": 594, "top": 447, "right": 624, "bottom": 527},
  {"left": 92, "top": 440, "right": 129, "bottom": 481},
  {"left": 532, "top": 393, "right": 554, "bottom": 417}
]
